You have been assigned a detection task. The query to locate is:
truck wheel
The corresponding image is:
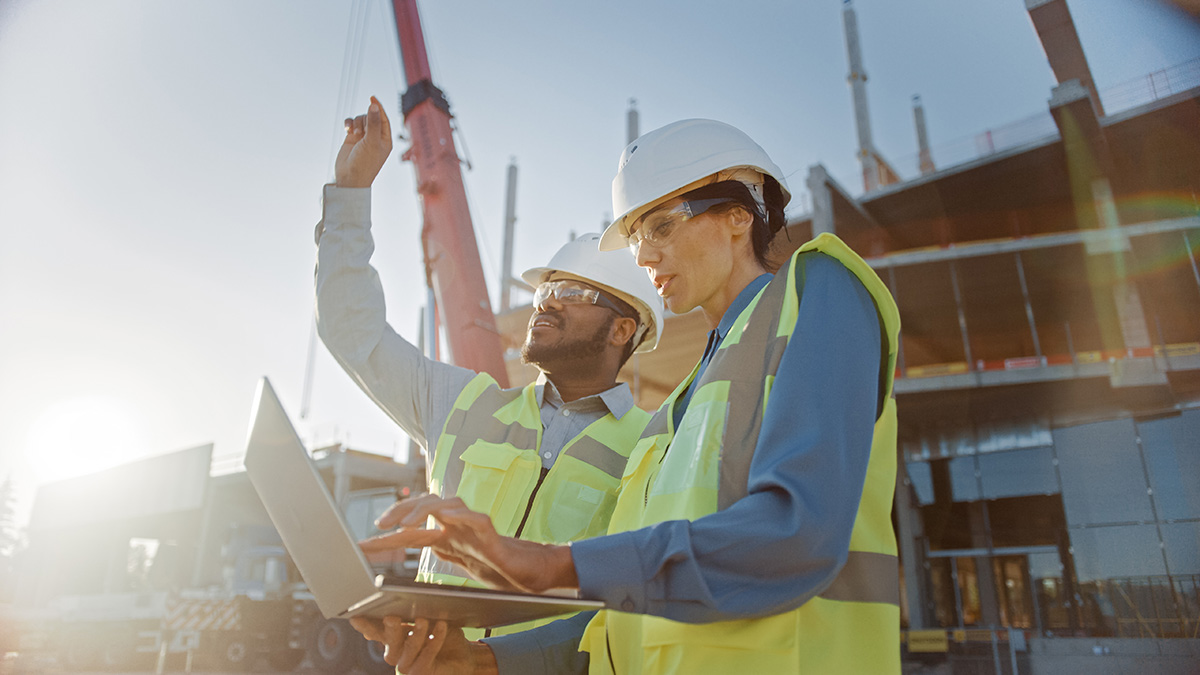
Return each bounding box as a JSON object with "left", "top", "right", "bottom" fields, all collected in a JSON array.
[
  {"left": 307, "top": 618, "right": 357, "bottom": 673},
  {"left": 213, "top": 633, "right": 253, "bottom": 671},
  {"left": 267, "top": 647, "right": 305, "bottom": 672},
  {"left": 356, "top": 635, "right": 393, "bottom": 675}
]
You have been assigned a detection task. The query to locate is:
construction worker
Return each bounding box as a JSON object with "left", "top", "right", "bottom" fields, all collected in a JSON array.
[
  {"left": 358, "top": 118, "right": 902, "bottom": 675},
  {"left": 316, "top": 98, "right": 663, "bottom": 638}
]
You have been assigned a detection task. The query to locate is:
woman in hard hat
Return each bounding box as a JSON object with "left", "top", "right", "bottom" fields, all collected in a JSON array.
[{"left": 361, "top": 119, "right": 902, "bottom": 675}]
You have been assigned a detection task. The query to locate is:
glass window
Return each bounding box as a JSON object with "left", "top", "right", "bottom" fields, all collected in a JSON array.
[
  {"left": 905, "top": 462, "right": 935, "bottom": 505},
  {"left": 987, "top": 495, "right": 1066, "bottom": 548},
  {"left": 956, "top": 557, "right": 983, "bottom": 626},
  {"left": 370, "top": 494, "right": 398, "bottom": 524},
  {"left": 1137, "top": 408, "right": 1200, "bottom": 522},
  {"left": 1068, "top": 524, "right": 1167, "bottom": 582},
  {"left": 1160, "top": 521, "right": 1200, "bottom": 576},
  {"left": 922, "top": 501, "right": 975, "bottom": 551},
  {"left": 929, "top": 557, "right": 959, "bottom": 627},
  {"left": 1053, "top": 419, "right": 1154, "bottom": 526},
  {"left": 1027, "top": 551, "right": 1064, "bottom": 581},
  {"left": 1035, "top": 575, "right": 1074, "bottom": 636},
  {"left": 992, "top": 555, "right": 1035, "bottom": 629},
  {"left": 342, "top": 497, "right": 371, "bottom": 541},
  {"left": 979, "top": 447, "right": 1059, "bottom": 499},
  {"left": 950, "top": 456, "right": 979, "bottom": 502}
]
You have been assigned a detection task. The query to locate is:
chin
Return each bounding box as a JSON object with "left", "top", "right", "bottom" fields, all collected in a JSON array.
[{"left": 665, "top": 296, "right": 693, "bottom": 315}]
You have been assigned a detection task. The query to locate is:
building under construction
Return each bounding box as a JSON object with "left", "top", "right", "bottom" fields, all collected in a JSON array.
[
  {"left": 504, "top": 1, "right": 1200, "bottom": 672},
  {"left": 8, "top": 0, "right": 1194, "bottom": 672}
]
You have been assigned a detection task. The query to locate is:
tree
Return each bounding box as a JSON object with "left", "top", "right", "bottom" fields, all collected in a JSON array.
[
  {"left": 0, "top": 475, "right": 19, "bottom": 557},
  {"left": 0, "top": 475, "right": 22, "bottom": 602}
]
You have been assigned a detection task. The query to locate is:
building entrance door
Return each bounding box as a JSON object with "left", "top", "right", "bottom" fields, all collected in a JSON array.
[{"left": 928, "top": 546, "right": 1061, "bottom": 634}]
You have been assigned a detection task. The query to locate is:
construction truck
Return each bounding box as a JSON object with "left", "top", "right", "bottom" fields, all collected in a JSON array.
[{"left": 6, "top": 441, "right": 421, "bottom": 672}]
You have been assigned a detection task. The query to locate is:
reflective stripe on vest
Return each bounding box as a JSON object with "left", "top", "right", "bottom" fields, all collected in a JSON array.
[
  {"left": 582, "top": 233, "right": 902, "bottom": 674},
  {"left": 421, "top": 374, "right": 649, "bottom": 636}
]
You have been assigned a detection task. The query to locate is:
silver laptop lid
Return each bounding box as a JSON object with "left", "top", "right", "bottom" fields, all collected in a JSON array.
[{"left": 243, "top": 378, "right": 380, "bottom": 618}]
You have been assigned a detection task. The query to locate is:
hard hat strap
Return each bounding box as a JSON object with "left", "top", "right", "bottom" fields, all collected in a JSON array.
[{"left": 718, "top": 167, "right": 767, "bottom": 219}]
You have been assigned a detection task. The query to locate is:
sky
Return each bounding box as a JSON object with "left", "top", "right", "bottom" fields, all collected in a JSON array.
[{"left": 2, "top": 0, "right": 1198, "bottom": 522}]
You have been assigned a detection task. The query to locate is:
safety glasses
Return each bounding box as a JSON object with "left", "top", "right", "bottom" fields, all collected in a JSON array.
[
  {"left": 533, "top": 280, "right": 627, "bottom": 315},
  {"left": 627, "top": 197, "right": 735, "bottom": 250}
]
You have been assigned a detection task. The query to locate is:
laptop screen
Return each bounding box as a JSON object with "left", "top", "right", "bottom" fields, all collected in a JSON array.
[{"left": 242, "top": 378, "right": 381, "bottom": 618}]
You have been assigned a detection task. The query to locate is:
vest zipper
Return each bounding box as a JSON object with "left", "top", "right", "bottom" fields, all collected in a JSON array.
[
  {"left": 513, "top": 466, "right": 550, "bottom": 539},
  {"left": 646, "top": 441, "right": 670, "bottom": 507},
  {"left": 605, "top": 629, "right": 618, "bottom": 673}
]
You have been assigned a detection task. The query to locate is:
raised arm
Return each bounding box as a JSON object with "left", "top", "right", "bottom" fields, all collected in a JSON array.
[{"left": 314, "top": 97, "right": 474, "bottom": 447}]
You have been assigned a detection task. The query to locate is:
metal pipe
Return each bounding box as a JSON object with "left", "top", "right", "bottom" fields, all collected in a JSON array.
[
  {"left": 948, "top": 259, "right": 974, "bottom": 367},
  {"left": 991, "top": 630, "right": 1002, "bottom": 675},
  {"left": 1184, "top": 230, "right": 1200, "bottom": 298},
  {"left": 1064, "top": 321, "right": 1076, "bottom": 364},
  {"left": 842, "top": 0, "right": 878, "bottom": 191},
  {"left": 913, "top": 94, "right": 935, "bottom": 175},
  {"left": 1015, "top": 251, "right": 1044, "bottom": 359},
  {"left": 500, "top": 159, "right": 518, "bottom": 311},
  {"left": 626, "top": 98, "right": 639, "bottom": 145}
]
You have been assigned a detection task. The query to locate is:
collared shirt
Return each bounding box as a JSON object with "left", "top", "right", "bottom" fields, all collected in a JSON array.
[
  {"left": 672, "top": 273, "right": 772, "bottom": 429},
  {"left": 535, "top": 378, "right": 634, "bottom": 468},
  {"left": 486, "top": 251, "right": 882, "bottom": 675},
  {"left": 314, "top": 185, "right": 635, "bottom": 472}
]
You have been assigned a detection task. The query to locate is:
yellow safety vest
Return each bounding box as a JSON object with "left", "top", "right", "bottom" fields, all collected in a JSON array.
[
  {"left": 580, "top": 233, "right": 902, "bottom": 674},
  {"left": 421, "top": 374, "right": 649, "bottom": 637}
]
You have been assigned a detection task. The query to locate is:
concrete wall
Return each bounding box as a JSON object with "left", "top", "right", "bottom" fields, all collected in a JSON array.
[{"left": 1026, "top": 637, "right": 1200, "bottom": 675}]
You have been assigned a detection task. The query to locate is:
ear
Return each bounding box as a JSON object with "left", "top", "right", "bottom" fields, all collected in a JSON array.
[
  {"left": 715, "top": 204, "right": 753, "bottom": 240},
  {"left": 726, "top": 204, "right": 754, "bottom": 236},
  {"left": 608, "top": 316, "right": 639, "bottom": 349}
]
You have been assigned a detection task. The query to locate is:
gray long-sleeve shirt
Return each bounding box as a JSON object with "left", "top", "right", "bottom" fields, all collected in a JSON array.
[
  {"left": 486, "top": 252, "right": 883, "bottom": 674},
  {"left": 313, "top": 185, "right": 636, "bottom": 471}
]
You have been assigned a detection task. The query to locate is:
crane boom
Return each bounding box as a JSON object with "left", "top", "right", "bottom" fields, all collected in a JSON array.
[{"left": 390, "top": 0, "right": 509, "bottom": 386}]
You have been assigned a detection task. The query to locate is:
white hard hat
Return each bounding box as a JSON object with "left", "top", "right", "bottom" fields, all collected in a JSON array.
[
  {"left": 522, "top": 233, "right": 664, "bottom": 353},
  {"left": 600, "top": 119, "right": 791, "bottom": 251}
]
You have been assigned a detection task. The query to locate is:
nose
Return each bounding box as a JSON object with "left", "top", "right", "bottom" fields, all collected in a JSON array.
[
  {"left": 535, "top": 293, "right": 564, "bottom": 313},
  {"left": 634, "top": 240, "right": 660, "bottom": 268}
]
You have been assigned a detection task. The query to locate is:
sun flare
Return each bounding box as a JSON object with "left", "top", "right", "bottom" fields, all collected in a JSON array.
[{"left": 24, "top": 395, "right": 150, "bottom": 483}]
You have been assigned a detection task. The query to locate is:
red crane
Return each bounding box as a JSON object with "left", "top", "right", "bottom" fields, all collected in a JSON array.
[{"left": 390, "top": 0, "right": 509, "bottom": 386}]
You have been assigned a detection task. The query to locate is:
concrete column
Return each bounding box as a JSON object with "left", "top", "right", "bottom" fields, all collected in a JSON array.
[
  {"left": 1049, "top": 81, "right": 1164, "bottom": 385},
  {"left": 1026, "top": 0, "right": 1104, "bottom": 116},
  {"left": 895, "top": 462, "right": 929, "bottom": 628},
  {"left": 805, "top": 164, "right": 835, "bottom": 236},
  {"left": 969, "top": 502, "right": 1002, "bottom": 627}
]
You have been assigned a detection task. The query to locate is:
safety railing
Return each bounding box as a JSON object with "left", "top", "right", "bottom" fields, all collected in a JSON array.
[
  {"left": 898, "top": 341, "right": 1200, "bottom": 381},
  {"left": 1081, "top": 574, "right": 1200, "bottom": 640},
  {"left": 812, "top": 57, "right": 1200, "bottom": 201},
  {"left": 903, "top": 627, "right": 1027, "bottom": 675}
]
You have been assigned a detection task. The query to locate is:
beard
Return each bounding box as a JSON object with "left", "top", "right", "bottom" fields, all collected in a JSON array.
[{"left": 521, "top": 315, "right": 612, "bottom": 370}]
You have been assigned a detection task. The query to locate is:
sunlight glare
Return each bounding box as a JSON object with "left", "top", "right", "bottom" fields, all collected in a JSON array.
[{"left": 24, "top": 395, "right": 151, "bottom": 484}]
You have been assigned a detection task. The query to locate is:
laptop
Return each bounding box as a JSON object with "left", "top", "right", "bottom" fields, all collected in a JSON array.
[{"left": 242, "top": 377, "right": 604, "bottom": 627}]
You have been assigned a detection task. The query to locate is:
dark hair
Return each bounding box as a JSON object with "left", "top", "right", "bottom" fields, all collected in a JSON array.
[
  {"left": 680, "top": 176, "right": 788, "bottom": 269},
  {"left": 603, "top": 291, "right": 640, "bottom": 368},
  {"left": 581, "top": 284, "right": 639, "bottom": 368}
]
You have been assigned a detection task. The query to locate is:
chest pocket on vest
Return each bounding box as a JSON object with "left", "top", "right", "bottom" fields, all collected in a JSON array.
[
  {"left": 538, "top": 455, "right": 622, "bottom": 543},
  {"left": 456, "top": 442, "right": 539, "bottom": 534},
  {"left": 649, "top": 390, "right": 729, "bottom": 510}
]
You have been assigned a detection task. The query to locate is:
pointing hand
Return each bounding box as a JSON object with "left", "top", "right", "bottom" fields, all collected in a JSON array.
[{"left": 335, "top": 95, "right": 393, "bottom": 188}]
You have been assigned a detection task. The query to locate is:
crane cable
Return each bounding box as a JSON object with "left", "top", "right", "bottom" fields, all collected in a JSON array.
[{"left": 301, "top": 0, "right": 377, "bottom": 421}]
